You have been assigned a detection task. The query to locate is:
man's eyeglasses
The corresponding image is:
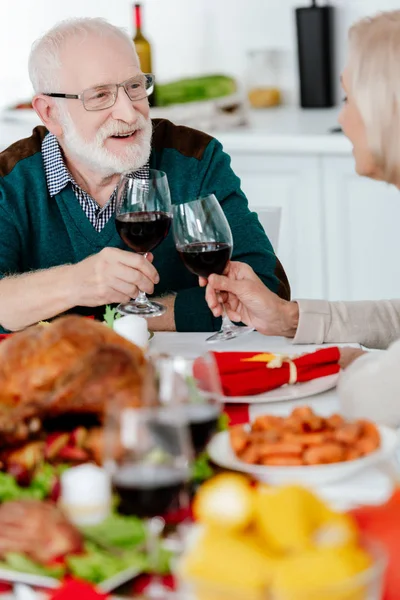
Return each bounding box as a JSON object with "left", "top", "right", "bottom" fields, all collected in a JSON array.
[{"left": 43, "top": 73, "right": 155, "bottom": 112}]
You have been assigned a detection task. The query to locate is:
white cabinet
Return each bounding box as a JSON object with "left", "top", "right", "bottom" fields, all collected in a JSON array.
[
  {"left": 321, "top": 157, "right": 400, "bottom": 301},
  {"left": 228, "top": 152, "right": 326, "bottom": 299}
]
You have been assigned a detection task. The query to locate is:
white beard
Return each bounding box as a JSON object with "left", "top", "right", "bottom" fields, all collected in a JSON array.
[{"left": 58, "top": 108, "right": 152, "bottom": 177}]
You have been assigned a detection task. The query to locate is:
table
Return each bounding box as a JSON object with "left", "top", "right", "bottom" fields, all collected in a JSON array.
[
  {"left": 150, "top": 331, "right": 352, "bottom": 421},
  {"left": 150, "top": 332, "right": 397, "bottom": 509}
]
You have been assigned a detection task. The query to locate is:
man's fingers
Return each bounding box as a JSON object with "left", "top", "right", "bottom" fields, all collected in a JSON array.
[
  {"left": 112, "top": 264, "right": 155, "bottom": 295},
  {"left": 118, "top": 251, "right": 160, "bottom": 284}
]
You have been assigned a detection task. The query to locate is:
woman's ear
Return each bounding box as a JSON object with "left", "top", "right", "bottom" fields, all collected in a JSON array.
[{"left": 32, "top": 94, "right": 63, "bottom": 136}]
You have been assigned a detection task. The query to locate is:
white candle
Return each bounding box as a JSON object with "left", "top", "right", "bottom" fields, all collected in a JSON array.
[
  {"left": 113, "top": 314, "right": 149, "bottom": 349},
  {"left": 60, "top": 464, "right": 111, "bottom": 526}
]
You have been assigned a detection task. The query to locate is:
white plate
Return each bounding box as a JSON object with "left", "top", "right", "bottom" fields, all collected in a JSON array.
[
  {"left": 0, "top": 563, "right": 141, "bottom": 594},
  {"left": 220, "top": 372, "right": 339, "bottom": 404},
  {"left": 207, "top": 426, "right": 399, "bottom": 486}
]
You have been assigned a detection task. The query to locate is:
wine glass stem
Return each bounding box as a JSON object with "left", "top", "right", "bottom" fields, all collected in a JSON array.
[
  {"left": 136, "top": 252, "right": 149, "bottom": 306},
  {"left": 221, "top": 305, "right": 234, "bottom": 332},
  {"left": 146, "top": 517, "right": 165, "bottom": 599},
  {"left": 136, "top": 290, "right": 149, "bottom": 305}
]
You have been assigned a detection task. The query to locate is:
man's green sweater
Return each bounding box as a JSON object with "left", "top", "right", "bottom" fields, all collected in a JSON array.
[{"left": 0, "top": 119, "right": 290, "bottom": 332}]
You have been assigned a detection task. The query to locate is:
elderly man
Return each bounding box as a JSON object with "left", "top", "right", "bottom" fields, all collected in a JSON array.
[{"left": 0, "top": 17, "right": 289, "bottom": 333}]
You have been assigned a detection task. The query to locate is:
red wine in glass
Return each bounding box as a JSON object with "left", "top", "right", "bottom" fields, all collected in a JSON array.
[
  {"left": 173, "top": 194, "right": 254, "bottom": 342},
  {"left": 177, "top": 241, "right": 232, "bottom": 278},
  {"left": 113, "top": 464, "right": 187, "bottom": 518},
  {"left": 115, "top": 170, "right": 172, "bottom": 317},
  {"left": 184, "top": 403, "right": 220, "bottom": 453},
  {"left": 116, "top": 211, "right": 171, "bottom": 254}
]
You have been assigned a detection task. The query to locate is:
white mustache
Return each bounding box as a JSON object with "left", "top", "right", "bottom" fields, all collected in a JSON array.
[{"left": 97, "top": 116, "right": 149, "bottom": 142}]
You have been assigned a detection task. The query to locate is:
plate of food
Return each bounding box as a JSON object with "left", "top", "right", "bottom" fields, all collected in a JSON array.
[
  {"left": 219, "top": 372, "right": 340, "bottom": 404},
  {"left": 196, "top": 348, "right": 341, "bottom": 405},
  {"left": 0, "top": 500, "right": 170, "bottom": 592},
  {"left": 207, "top": 406, "right": 399, "bottom": 485}
]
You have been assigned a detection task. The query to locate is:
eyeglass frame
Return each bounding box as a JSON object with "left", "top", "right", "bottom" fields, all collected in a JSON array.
[{"left": 42, "top": 73, "right": 155, "bottom": 112}]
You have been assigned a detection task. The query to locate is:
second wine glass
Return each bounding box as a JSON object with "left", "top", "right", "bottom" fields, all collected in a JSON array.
[
  {"left": 172, "top": 194, "right": 253, "bottom": 342},
  {"left": 115, "top": 169, "right": 172, "bottom": 317}
]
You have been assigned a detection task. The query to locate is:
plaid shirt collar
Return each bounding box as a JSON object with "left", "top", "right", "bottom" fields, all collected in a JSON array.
[
  {"left": 42, "top": 132, "right": 150, "bottom": 233},
  {"left": 42, "top": 132, "right": 150, "bottom": 196}
]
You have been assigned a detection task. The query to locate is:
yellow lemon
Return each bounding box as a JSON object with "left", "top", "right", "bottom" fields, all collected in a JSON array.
[
  {"left": 180, "top": 526, "right": 277, "bottom": 594},
  {"left": 313, "top": 513, "right": 359, "bottom": 549},
  {"left": 193, "top": 474, "right": 255, "bottom": 532},
  {"left": 271, "top": 546, "right": 372, "bottom": 600},
  {"left": 254, "top": 485, "right": 326, "bottom": 553}
]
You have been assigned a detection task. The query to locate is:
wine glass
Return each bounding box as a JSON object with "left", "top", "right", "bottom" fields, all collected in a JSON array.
[
  {"left": 150, "top": 352, "right": 223, "bottom": 455},
  {"left": 115, "top": 169, "right": 172, "bottom": 317},
  {"left": 172, "top": 194, "right": 254, "bottom": 342},
  {"left": 104, "top": 403, "right": 192, "bottom": 598}
]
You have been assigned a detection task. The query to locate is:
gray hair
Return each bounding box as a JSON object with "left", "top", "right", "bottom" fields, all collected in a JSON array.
[
  {"left": 28, "top": 17, "right": 138, "bottom": 94},
  {"left": 348, "top": 10, "right": 400, "bottom": 185}
]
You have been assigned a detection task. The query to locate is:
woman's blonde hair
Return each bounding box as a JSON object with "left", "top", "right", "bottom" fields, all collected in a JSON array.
[{"left": 348, "top": 11, "right": 400, "bottom": 185}]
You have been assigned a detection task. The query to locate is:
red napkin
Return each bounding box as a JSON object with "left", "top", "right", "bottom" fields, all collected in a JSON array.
[
  {"left": 206, "top": 347, "right": 340, "bottom": 396},
  {"left": 48, "top": 578, "right": 109, "bottom": 600}
]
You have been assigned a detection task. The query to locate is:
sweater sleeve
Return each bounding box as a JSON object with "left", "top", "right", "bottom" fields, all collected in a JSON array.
[
  {"left": 0, "top": 184, "right": 22, "bottom": 277},
  {"left": 174, "top": 138, "right": 290, "bottom": 332},
  {"left": 337, "top": 340, "right": 400, "bottom": 427},
  {"left": 293, "top": 298, "right": 400, "bottom": 349}
]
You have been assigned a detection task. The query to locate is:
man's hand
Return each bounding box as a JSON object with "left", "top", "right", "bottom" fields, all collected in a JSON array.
[
  {"left": 199, "top": 261, "right": 299, "bottom": 337},
  {"left": 339, "top": 347, "right": 367, "bottom": 369},
  {"left": 71, "top": 247, "right": 159, "bottom": 307}
]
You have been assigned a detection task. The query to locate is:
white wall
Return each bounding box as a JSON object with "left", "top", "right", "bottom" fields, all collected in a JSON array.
[{"left": 2, "top": 0, "right": 400, "bottom": 110}]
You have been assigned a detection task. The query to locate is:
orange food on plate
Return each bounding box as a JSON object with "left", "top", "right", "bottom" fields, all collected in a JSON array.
[{"left": 229, "top": 406, "right": 381, "bottom": 467}]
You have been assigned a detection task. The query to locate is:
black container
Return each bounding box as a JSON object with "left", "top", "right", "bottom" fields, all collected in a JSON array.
[{"left": 295, "top": 1, "right": 335, "bottom": 108}]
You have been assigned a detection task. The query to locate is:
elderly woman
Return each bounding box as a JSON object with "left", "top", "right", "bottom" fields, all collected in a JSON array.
[{"left": 202, "top": 10, "right": 400, "bottom": 425}]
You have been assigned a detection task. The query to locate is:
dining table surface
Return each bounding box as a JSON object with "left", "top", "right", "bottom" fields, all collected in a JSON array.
[
  {"left": 2, "top": 331, "right": 396, "bottom": 600},
  {"left": 150, "top": 330, "right": 357, "bottom": 420}
]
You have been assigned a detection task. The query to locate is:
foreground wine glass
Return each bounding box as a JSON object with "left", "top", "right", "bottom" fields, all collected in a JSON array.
[
  {"left": 115, "top": 170, "right": 172, "bottom": 317},
  {"left": 104, "top": 403, "right": 192, "bottom": 598},
  {"left": 172, "top": 194, "right": 253, "bottom": 342},
  {"left": 150, "top": 352, "right": 223, "bottom": 455}
]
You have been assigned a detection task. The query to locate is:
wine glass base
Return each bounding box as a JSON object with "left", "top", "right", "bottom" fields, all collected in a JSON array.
[
  {"left": 117, "top": 301, "right": 166, "bottom": 318},
  {"left": 206, "top": 326, "right": 254, "bottom": 343}
]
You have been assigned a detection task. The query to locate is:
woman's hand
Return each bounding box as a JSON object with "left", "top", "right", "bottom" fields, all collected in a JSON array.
[
  {"left": 339, "top": 347, "right": 367, "bottom": 369},
  {"left": 199, "top": 261, "right": 299, "bottom": 337}
]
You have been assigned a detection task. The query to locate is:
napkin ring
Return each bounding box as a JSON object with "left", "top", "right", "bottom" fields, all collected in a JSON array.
[{"left": 267, "top": 355, "right": 298, "bottom": 385}]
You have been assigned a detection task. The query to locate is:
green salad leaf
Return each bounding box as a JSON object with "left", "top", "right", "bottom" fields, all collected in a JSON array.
[
  {"left": 80, "top": 513, "right": 146, "bottom": 549},
  {"left": 0, "top": 464, "right": 68, "bottom": 503},
  {"left": 217, "top": 412, "right": 230, "bottom": 432},
  {"left": 1, "top": 553, "right": 65, "bottom": 579},
  {"left": 191, "top": 451, "right": 214, "bottom": 483},
  {"left": 66, "top": 542, "right": 147, "bottom": 584},
  {"left": 103, "top": 305, "right": 122, "bottom": 328}
]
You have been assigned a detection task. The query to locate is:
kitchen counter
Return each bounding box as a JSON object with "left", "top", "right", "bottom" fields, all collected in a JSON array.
[
  {"left": 0, "top": 105, "right": 352, "bottom": 155},
  {"left": 215, "top": 106, "right": 352, "bottom": 155}
]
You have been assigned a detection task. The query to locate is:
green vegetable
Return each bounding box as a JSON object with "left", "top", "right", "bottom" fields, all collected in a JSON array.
[
  {"left": 0, "top": 464, "right": 69, "bottom": 503},
  {"left": 191, "top": 452, "right": 214, "bottom": 483},
  {"left": 80, "top": 513, "right": 146, "bottom": 549},
  {"left": 67, "top": 542, "right": 147, "bottom": 584},
  {"left": 1, "top": 553, "right": 65, "bottom": 579},
  {"left": 0, "top": 512, "right": 173, "bottom": 585},
  {"left": 217, "top": 412, "right": 230, "bottom": 432},
  {"left": 156, "top": 75, "right": 237, "bottom": 107},
  {"left": 103, "top": 305, "right": 122, "bottom": 328}
]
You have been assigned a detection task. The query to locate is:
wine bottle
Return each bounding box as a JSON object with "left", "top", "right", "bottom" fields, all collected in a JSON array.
[{"left": 133, "top": 3, "right": 156, "bottom": 106}]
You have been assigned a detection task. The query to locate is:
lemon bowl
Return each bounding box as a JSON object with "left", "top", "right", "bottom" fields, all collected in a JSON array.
[{"left": 177, "top": 536, "right": 387, "bottom": 600}]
